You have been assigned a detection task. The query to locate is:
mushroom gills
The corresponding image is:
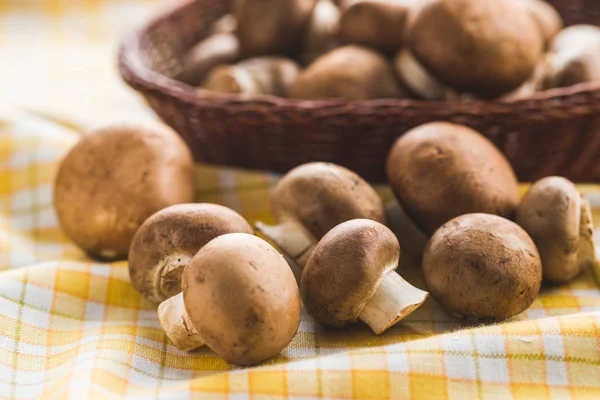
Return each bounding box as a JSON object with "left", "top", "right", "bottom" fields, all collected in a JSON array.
[
  {"left": 255, "top": 218, "right": 316, "bottom": 269},
  {"left": 578, "top": 199, "right": 597, "bottom": 268},
  {"left": 158, "top": 292, "right": 205, "bottom": 352},
  {"left": 156, "top": 254, "right": 192, "bottom": 300},
  {"left": 359, "top": 270, "right": 429, "bottom": 335}
]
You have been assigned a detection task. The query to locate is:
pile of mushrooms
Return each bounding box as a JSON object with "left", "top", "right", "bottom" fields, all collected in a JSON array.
[{"left": 177, "top": 0, "right": 600, "bottom": 100}]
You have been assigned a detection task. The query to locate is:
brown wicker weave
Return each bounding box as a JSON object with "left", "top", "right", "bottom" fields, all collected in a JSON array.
[{"left": 119, "top": 0, "right": 600, "bottom": 183}]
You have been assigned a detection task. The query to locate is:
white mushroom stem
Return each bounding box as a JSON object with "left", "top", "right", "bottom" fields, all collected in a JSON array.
[
  {"left": 359, "top": 271, "right": 429, "bottom": 335},
  {"left": 578, "top": 198, "right": 597, "bottom": 268},
  {"left": 158, "top": 292, "right": 205, "bottom": 352},
  {"left": 154, "top": 254, "right": 191, "bottom": 301},
  {"left": 255, "top": 219, "right": 316, "bottom": 269}
]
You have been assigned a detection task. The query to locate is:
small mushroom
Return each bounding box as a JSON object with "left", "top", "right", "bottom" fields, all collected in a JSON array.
[
  {"left": 54, "top": 123, "right": 194, "bottom": 260},
  {"left": 340, "top": 0, "right": 411, "bottom": 54},
  {"left": 235, "top": 0, "right": 317, "bottom": 56},
  {"left": 202, "top": 57, "right": 300, "bottom": 97},
  {"left": 176, "top": 33, "right": 240, "bottom": 86},
  {"left": 301, "top": 219, "right": 429, "bottom": 334},
  {"left": 158, "top": 233, "right": 300, "bottom": 365},
  {"left": 289, "top": 45, "right": 404, "bottom": 100},
  {"left": 385, "top": 201, "right": 428, "bottom": 262},
  {"left": 128, "top": 203, "right": 253, "bottom": 304},
  {"left": 517, "top": 0, "right": 563, "bottom": 49},
  {"left": 541, "top": 25, "right": 600, "bottom": 90},
  {"left": 386, "top": 122, "right": 520, "bottom": 235},
  {"left": 407, "top": 0, "right": 543, "bottom": 98},
  {"left": 516, "top": 176, "right": 597, "bottom": 283},
  {"left": 423, "top": 213, "right": 542, "bottom": 320},
  {"left": 300, "top": 0, "right": 341, "bottom": 65},
  {"left": 255, "top": 162, "right": 385, "bottom": 272}
]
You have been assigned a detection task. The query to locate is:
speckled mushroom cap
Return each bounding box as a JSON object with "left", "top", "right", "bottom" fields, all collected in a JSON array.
[
  {"left": 271, "top": 162, "right": 386, "bottom": 240},
  {"left": 289, "top": 45, "right": 403, "bottom": 100},
  {"left": 386, "top": 122, "right": 520, "bottom": 235},
  {"left": 407, "top": 0, "right": 543, "bottom": 97},
  {"left": 183, "top": 233, "right": 300, "bottom": 366},
  {"left": 516, "top": 177, "right": 592, "bottom": 283},
  {"left": 128, "top": 203, "right": 253, "bottom": 304},
  {"left": 301, "top": 219, "right": 399, "bottom": 328},
  {"left": 54, "top": 122, "right": 194, "bottom": 261},
  {"left": 423, "top": 213, "right": 542, "bottom": 320}
]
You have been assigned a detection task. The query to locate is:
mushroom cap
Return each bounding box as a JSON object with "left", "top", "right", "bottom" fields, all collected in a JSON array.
[
  {"left": 235, "top": 0, "right": 317, "bottom": 56},
  {"left": 271, "top": 162, "right": 386, "bottom": 240},
  {"left": 386, "top": 122, "right": 520, "bottom": 235},
  {"left": 183, "top": 233, "right": 300, "bottom": 366},
  {"left": 517, "top": 0, "right": 563, "bottom": 49},
  {"left": 301, "top": 219, "right": 399, "bottom": 327},
  {"left": 423, "top": 213, "right": 542, "bottom": 320},
  {"left": 54, "top": 122, "right": 194, "bottom": 260},
  {"left": 128, "top": 203, "right": 253, "bottom": 303},
  {"left": 339, "top": 0, "right": 410, "bottom": 54},
  {"left": 289, "top": 45, "right": 403, "bottom": 100},
  {"left": 407, "top": 0, "right": 543, "bottom": 97},
  {"left": 516, "top": 177, "right": 585, "bottom": 283}
]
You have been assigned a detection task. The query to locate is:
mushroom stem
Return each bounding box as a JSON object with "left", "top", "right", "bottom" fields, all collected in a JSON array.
[
  {"left": 255, "top": 219, "right": 316, "bottom": 268},
  {"left": 157, "top": 292, "right": 205, "bottom": 352},
  {"left": 359, "top": 271, "right": 429, "bottom": 335},
  {"left": 156, "top": 255, "right": 191, "bottom": 301},
  {"left": 578, "top": 199, "right": 597, "bottom": 267}
]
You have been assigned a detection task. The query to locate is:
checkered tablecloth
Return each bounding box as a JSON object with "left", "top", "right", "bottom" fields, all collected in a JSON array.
[{"left": 1, "top": 1, "right": 600, "bottom": 399}]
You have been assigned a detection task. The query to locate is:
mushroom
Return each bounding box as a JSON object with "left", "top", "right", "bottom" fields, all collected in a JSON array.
[
  {"left": 300, "top": 0, "right": 341, "bottom": 65},
  {"left": 516, "top": 177, "right": 597, "bottom": 283},
  {"left": 202, "top": 57, "right": 300, "bottom": 97},
  {"left": 289, "top": 45, "right": 404, "bottom": 100},
  {"left": 385, "top": 201, "right": 428, "bottom": 262},
  {"left": 255, "top": 162, "right": 385, "bottom": 272},
  {"left": 128, "top": 203, "right": 253, "bottom": 304},
  {"left": 54, "top": 122, "right": 194, "bottom": 261},
  {"left": 235, "top": 0, "right": 317, "bottom": 57},
  {"left": 301, "top": 219, "right": 429, "bottom": 334},
  {"left": 517, "top": 0, "right": 563, "bottom": 49},
  {"left": 386, "top": 122, "right": 520, "bottom": 235},
  {"left": 176, "top": 33, "right": 240, "bottom": 86},
  {"left": 407, "top": 0, "right": 543, "bottom": 98},
  {"left": 423, "top": 213, "right": 542, "bottom": 320},
  {"left": 339, "top": 0, "right": 411, "bottom": 54},
  {"left": 158, "top": 233, "right": 300, "bottom": 365},
  {"left": 541, "top": 25, "right": 600, "bottom": 90}
]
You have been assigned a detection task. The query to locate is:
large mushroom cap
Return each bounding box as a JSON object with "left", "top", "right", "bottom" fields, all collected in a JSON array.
[
  {"left": 128, "top": 203, "right": 253, "bottom": 304},
  {"left": 516, "top": 176, "right": 596, "bottom": 283},
  {"left": 386, "top": 122, "right": 520, "bottom": 235},
  {"left": 407, "top": 0, "right": 543, "bottom": 97},
  {"left": 272, "top": 162, "right": 386, "bottom": 239},
  {"left": 289, "top": 45, "right": 403, "bottom": 100},
  {"left": 54, "top": 122, "right": 194, "bottom": 260},
  {"left": 423, "top": 213, "right": 542, "bottom": 320},
  {"left": 183, "top": 233, "right": 300, "bottom": 366},
  {"left": 301, "top": 219, "right": 400, "bottom": 328}
]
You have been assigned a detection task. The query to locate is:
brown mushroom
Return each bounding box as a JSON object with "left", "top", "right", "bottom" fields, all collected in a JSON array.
[
  {"left": 541, "top": 25, "right": 600, "bottom": 90},
  {"left": 289, "top": 45, "right": 403, "bottom": 100},
  {"left": 301, "top": 219, "right": 428, "bottom": 334},
  {"left": 202, "top": 57, "right": 300, "bottom": 97},
  {"left": 386, "top": 122, "right": 520, "bottom": 235},
  {"left": 54, "top": 122, "right": 194, "bottom": 260},
  {"left": 235, "top": 0, "right": 317, "bottom": 56},
  {"left": 516, "top": 177, "right": 597, "bottom": 283},
  {"left": 158, "top": 233, "right": 300, "bottom": 365},
  {"left": 255, "top": 162, "right": 385, "bottom": 272},
  {"left": 407, "top": 0, "right": 543, "bottom": 98},
  {"left": 423, "top": 213, "right": 542, "bottom": 320},
  {"left": 128, "top": 203, "right": 253, "bottom": 304},
  {"left": 340, "top": 0, "right": 411, "bottom": 54},
  {"left": 301, "top": 0, "right": 341, "bottom": 65},
  {"left": 517, "top": 0, "right": 563, "bottom": 49}
]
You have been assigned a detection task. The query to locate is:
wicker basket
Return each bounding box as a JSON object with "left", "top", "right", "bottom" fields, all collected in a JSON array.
[{"left": 119, "top": 0, "right": 600, "bottom": 183}]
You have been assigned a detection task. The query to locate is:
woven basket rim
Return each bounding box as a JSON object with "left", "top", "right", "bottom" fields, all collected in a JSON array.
[{"left": 118, "top": 0, "right": 600, "bottom": 115}]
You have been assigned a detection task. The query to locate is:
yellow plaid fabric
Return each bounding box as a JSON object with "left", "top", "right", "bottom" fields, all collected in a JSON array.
[{"left": 1, "top": 1, "right": 600, "bottom": 399}]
